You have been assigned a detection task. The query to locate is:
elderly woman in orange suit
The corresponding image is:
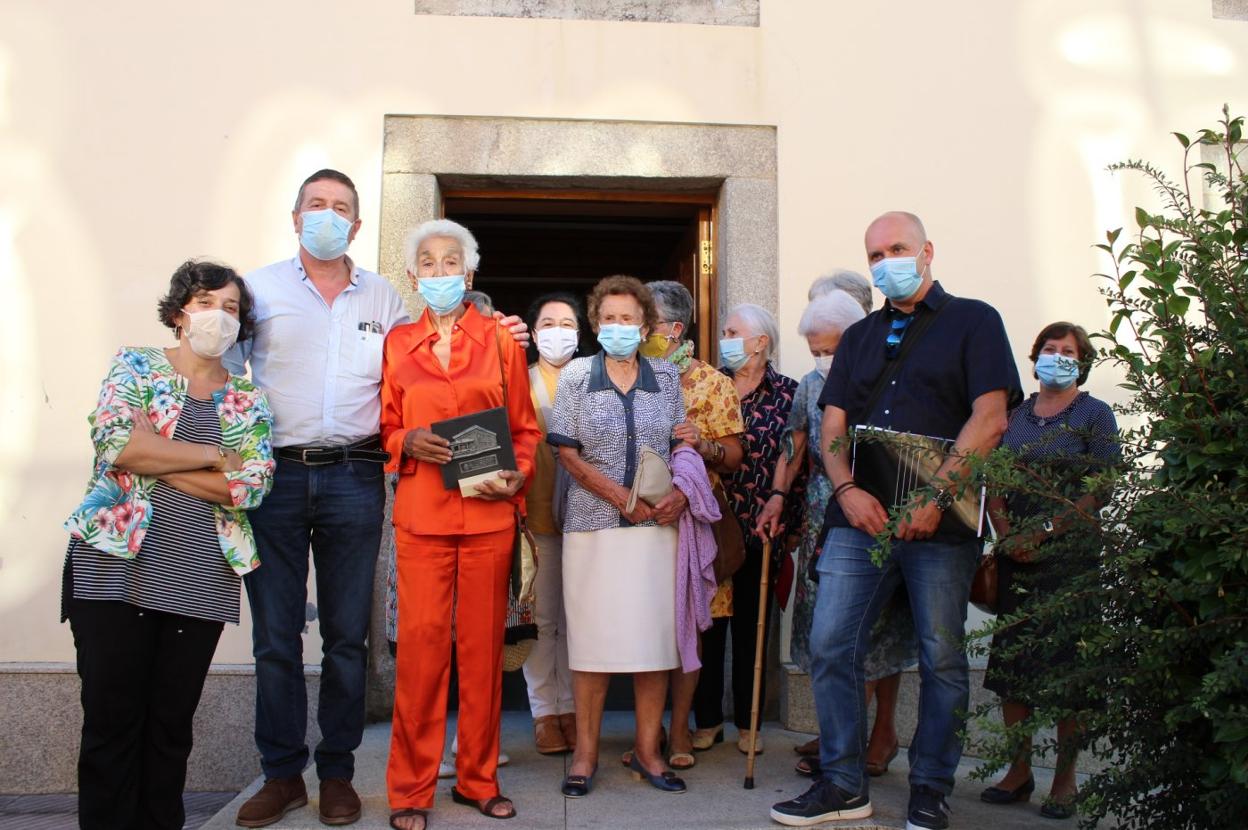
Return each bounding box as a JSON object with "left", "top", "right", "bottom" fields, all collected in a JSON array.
[{"left": 380, "top": 219, "right": 540, "bottom": 830}]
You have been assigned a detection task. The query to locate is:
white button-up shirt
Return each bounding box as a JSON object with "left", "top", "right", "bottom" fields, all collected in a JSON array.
[{"left": 225, "top": 255, "right": 410, "bottom": 448}]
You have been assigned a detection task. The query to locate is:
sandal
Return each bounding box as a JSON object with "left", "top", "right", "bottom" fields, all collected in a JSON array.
[
  {"left": 449, "top": 788, "right": 516, "bottom": 820},
  {"left": 794, "top": 756, "right": 820, "bottom": 778},
  {"left": 668, "top": 751, "right": 696, "bottom": 770},
  {"left": 389, "top": 808, "right": 428, "bottom": 830}
]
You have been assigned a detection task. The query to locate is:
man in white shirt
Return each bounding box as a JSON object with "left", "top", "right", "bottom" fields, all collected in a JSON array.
[
  {"left": 228, "top": 169, "right": 406, "bottom": 827},
  {"left": 230, "top": 170, "right": 530, "bottom": 828}
]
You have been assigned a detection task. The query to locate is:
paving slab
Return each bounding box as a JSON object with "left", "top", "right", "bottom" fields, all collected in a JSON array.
[{"left": 202, "top": 713, "right": 1086, "bottom": 829}]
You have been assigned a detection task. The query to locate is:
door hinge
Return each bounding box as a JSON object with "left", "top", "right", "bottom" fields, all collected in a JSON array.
[{"left": 700, "top": 240, "right": 713, "bottom": 275}]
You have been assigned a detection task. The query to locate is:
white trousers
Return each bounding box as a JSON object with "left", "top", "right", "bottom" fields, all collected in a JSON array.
[{"left": 522, "top": 532, "right": 574, "bottom": 717}]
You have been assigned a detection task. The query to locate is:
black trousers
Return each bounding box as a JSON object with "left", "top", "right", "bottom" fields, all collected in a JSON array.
[
  {"left": 68, "top": 597, "right": 223, "bottom": 830},
  {"left": 693, "top": 539, "right": 775, "bottom": 729}
]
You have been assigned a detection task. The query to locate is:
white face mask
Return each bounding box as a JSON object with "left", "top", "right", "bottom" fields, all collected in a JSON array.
[
  {"left": 183, "top": 308, "right": 241, "bottom": 358},
  {"left": 814, "top": 354, "right": 834, "bottom": 379},
  {"left": 536, "top": 327, "right": 578, "bottom": 366}
]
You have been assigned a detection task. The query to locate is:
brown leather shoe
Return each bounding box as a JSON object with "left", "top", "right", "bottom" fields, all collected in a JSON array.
[
  {"left": 318, "top": 778, "right": 362, "bottom": 826},
  {"left": 559, "top": 712, "right": 578, "bottom": 751},
  {"left": 235, "top": 775, "right": 308, "bottom": 828},
  {"left": 535, "top": 714, "right": 570, "bottom": 754}
]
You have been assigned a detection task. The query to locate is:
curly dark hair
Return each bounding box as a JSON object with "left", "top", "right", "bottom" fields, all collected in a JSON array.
[
  {"left": 586, "top": 275, "right": 658, "bottom": 333},
  {"left": 1029, "top": 320, "right": 1095, "bottom": 386},
  {"left": 156, "top": 260, "right": 254, "bottom": 343}
]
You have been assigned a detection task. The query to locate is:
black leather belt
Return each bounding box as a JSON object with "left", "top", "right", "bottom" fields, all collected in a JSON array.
[{"left": 276, "top": 436, "right": 390, "bottom": 466}]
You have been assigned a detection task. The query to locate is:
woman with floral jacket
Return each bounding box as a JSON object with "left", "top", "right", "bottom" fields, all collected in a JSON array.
[{"left": 62, "top": 260, "right": 275, "bottom": 830}]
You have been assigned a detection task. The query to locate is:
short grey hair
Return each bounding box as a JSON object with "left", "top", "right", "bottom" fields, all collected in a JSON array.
[
  {"left": 648, "top": 280, "right": 694, "bottom": 334},
  {"left": 404, "top": 219, "right": 481, "bottom": 274},
  {"left": 727, "top": 303, "right": 780, "bottom": 361},
  {"left": 798, "top": 290, "right": 866, "bottom": 339},
  {"left": 809, "top": 269, "right": 873, "bottom": 313}
]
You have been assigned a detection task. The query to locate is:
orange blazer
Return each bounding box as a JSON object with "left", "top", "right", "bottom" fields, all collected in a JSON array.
[{"left": 380, "top": 303, "right": 540, "bottom": 536}]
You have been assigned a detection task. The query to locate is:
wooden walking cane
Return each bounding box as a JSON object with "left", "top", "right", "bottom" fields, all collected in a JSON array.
[{"left": 743, "top": 536, "right": 773, "bottom": 789}]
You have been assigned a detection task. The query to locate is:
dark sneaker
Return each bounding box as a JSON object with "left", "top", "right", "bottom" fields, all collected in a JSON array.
[
  {"left": 770, "top": 780, "right": 872, "bottom": 826},
  {"left": 907, "top": 785, "right": 951, "bottom": 830}
]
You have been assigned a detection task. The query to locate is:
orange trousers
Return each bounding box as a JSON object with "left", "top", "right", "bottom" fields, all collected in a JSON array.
[{"left": 387, "top": 526, "right": 513, "bottom": 810}]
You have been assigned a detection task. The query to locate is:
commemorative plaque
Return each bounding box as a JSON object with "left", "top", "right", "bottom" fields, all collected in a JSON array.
[{"left": 430, "top": 406, "right": 516, "bottom": 497}]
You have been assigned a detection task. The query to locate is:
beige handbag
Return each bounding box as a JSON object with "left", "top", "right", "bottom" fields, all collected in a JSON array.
[{"left": 626, "top": 446, "right": 674, "bottom": 514}]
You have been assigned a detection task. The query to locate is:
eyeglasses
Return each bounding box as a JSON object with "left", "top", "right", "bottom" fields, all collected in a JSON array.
[{"left": 885, "top": 314, "right": 914, "bottom": 359}]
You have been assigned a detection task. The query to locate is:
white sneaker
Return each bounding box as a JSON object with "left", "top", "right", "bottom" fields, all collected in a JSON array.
[{"left": 438, "top": 761, "right": 455, "bottom": 779}]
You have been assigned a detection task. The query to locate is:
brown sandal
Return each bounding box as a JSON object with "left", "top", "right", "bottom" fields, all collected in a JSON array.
[
  {"left": 389, "top": 808, "right": 428, "bottom": 830},
  {"left": 450, "top": 787, "right": 516, "bottom": 819}
]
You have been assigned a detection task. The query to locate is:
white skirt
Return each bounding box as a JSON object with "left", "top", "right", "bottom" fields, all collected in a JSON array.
[{"left": 563, "top": 525, "right": 679, "bottom": 673}]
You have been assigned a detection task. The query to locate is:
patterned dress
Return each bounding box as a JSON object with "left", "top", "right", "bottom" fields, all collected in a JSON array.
[
  {"left": 985, "top": 391, "right": 1119, "bottom": 702},
  {"left": 787, "top": 370, "right": 917, "bottom": 678},
  {"left": 680, "top": 360, "right": 746, "bottom": 618}
]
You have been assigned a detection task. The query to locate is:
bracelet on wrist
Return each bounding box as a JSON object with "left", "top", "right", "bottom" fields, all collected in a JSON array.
[
  {"left": 769, "top": 489, "right": 788, "bottom": 501},
  {"left": 833, "top": 481, "right": 858, "bottom": 499}
]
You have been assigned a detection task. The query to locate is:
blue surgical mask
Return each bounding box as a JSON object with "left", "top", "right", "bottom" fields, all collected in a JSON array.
[
  {"left": 719, "top": 337, "right": 748, "bottom": 371},
  {"left": 870, "top": 251, "right": 925, "bottom": 301},
  {"left": 1035, "top": 353, "right": 1080, "bottom": 389},
  {"left": 300, "top": 209, "right": 353, "bottom": 261},
  {"left": 597, "top": 324, "right": 642, "bottom": 358},
  {"left": 418, "top": 274, "right": 467, "bottom": 316}
]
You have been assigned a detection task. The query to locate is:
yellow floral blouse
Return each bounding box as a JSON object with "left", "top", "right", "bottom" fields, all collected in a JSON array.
[{"left": 681, "top": 360, "right": 746, "bottom": 618}]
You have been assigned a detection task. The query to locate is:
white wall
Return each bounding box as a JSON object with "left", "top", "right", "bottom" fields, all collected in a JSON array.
[{"left": 1, "top": 0, "right": 1244, "bottom": 663}]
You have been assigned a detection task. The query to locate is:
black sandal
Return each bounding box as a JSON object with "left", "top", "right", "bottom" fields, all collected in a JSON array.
[
  {"left": 389, "top": 808, "right": 429, "bottom": 830},
  {"left": 450, "top": 787, "right": 516, "bottom": 819}
]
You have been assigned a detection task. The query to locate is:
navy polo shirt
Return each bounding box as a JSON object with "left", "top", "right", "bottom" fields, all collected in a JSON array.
[{"left": 818, "top": 280, "right": 1022, "bottom": 536}]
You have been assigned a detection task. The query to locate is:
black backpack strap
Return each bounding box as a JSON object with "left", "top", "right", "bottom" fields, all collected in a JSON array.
[{"left": 852, "top": 302, "right": 946, "bottom": 425}]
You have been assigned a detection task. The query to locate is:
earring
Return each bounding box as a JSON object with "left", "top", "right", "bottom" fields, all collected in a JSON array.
[{"left": 174, "top": 325, "right": 182, "bottom": 341}]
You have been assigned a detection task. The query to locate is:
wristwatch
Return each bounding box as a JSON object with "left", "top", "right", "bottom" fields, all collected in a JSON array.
[
  {"left": 214, "top": 444, "right": 228, "bottom": 468},
  {"left": 933, "top": 487, "right": 955, "bottom": 512}
]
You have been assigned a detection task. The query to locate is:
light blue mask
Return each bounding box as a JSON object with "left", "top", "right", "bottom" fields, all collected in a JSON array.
[
  {"left": 418, "top": 274, "right": 467, "bottom": 316},
  {"left": 597, "top": 324, "right": 642, "bottom": 358},
  {"left": 1035, "top": 353, "right": 1080, "bottom": 389},
  {"left": 870, "top": 253, "right": 924, "bottom": 301},
  {"left": 719, "top": 337, "right": 748, "bottom": 371},
  {"left": 300, "top": 209, "right": 353, "bottom": 261}
]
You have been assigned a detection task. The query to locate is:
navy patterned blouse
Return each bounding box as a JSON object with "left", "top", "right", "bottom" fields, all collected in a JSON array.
[
  {"left": 722, "top": 363, "right": 800, "bottom": 536},
  {"left": 548, "top": 352, "right": 687, "bottom": 533},
  {"left": 1001, "top": 391, "right": 1119, "bottom": 520}
]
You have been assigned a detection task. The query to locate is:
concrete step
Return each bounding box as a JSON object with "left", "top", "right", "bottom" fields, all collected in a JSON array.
[{"left": 202, "top": 713, "right": 1082, "bottom": 829}]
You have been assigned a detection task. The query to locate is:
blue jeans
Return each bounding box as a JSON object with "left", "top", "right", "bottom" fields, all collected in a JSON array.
[
  {"left": 810, "top": 526, "right": 978, "bottom": 797},
  {"left": 244, "top": 458, "right": 384, "bottom": 781}
]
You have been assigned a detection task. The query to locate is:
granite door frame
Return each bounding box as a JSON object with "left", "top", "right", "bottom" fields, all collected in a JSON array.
[{"left": 367, "top": 114, "right": 777, "bottom": 718}]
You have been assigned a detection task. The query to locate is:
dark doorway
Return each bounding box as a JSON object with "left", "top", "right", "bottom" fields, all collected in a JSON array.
[
  {"left": 442, "top": 189, "right": 719, "bottom": 711},
  {"left": 443, "top": 190, "right": 718, "bottom": 360}
]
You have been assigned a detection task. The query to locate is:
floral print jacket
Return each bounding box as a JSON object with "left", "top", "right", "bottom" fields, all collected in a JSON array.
[{"left": 64, "top": 346, "right": 276, "bottom": 575}]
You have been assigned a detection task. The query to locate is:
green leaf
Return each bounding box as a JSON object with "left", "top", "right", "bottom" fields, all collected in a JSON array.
[
  {"left": 1173, "top": 132, "right": 1190, "bottom": 149},
  {"left": 1135, "top": 207, "right": 1151, "bottom": 228}
]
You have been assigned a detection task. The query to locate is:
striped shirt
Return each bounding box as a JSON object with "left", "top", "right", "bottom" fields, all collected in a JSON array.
[{"left": 64, "top": 396, "right": 242, "bottom": 624}]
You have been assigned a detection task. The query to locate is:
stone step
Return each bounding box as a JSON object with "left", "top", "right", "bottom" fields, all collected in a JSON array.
[{"left": 201, "top": 713, "right": 1079, "bottom": 830}]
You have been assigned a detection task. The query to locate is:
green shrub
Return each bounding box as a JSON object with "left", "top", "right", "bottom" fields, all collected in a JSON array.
[{"left": 965, "top": 106, "right": 1248, "bottom": 829}]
